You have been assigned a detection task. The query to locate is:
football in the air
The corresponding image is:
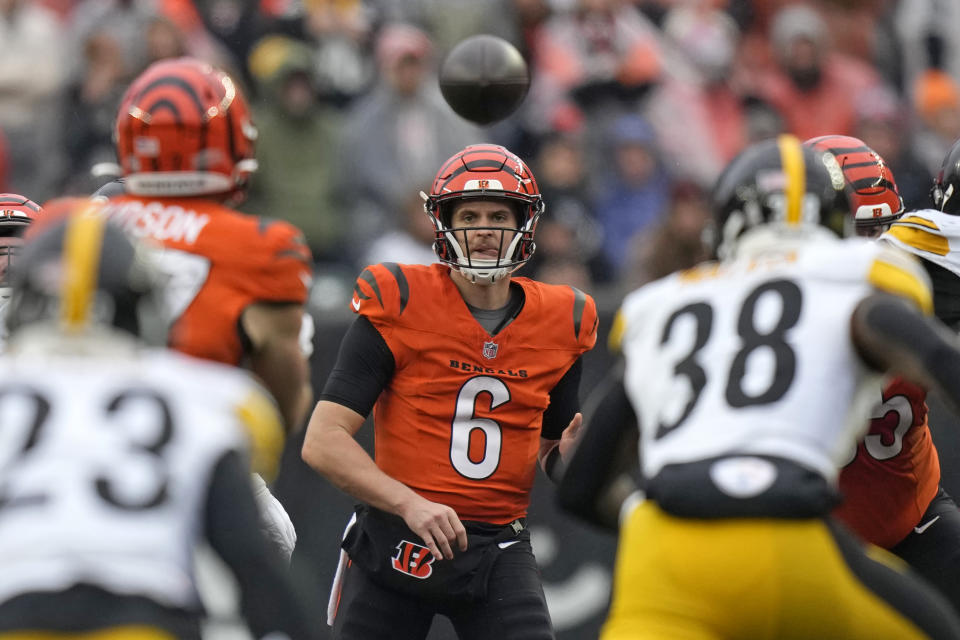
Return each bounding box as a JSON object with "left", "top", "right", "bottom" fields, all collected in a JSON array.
[{"left": 439, "top": 35, "right": 530, "bottom": 126}]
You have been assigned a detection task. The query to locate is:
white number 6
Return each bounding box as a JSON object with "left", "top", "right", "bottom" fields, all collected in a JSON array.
[{"left": 450, "top": 376, "right": 509, "bottom": 479}]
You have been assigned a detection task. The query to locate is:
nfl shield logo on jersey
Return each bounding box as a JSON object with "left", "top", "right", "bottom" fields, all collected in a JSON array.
[{"left": 482, "top": 341, "right": 498, "bottom": 359}]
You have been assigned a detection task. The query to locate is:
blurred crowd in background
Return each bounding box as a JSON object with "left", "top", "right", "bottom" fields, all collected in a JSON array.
[{"left": 2, "top": 0, "right": 959, "bottom": 307}]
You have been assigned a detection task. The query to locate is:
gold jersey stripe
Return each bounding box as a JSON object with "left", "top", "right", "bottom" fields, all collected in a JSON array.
[
  {"left": 896, "top": 215, "right": 940, "bottom": 231},
  {"left": 778, "top": 134, "right": 805, "bottom": 226},
  {"left": 885, "top": 225, "right": 950, "bottom": 257},
  {"left": 61, "top": 210, "right": 107, "bottom": 330},
  {"left": 608, "top": 309, "right": 625, "bottom": 353},
  {"left": 868, "top": 259, "right": 933, "bottom": 315},
  {"left": 0, "top": 627, "right": 176, "bottom": 639},
  {"left": 235, "top": 388, "right": 285, "bottom": 481}
]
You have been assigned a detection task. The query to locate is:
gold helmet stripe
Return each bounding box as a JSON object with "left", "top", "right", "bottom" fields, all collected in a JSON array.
[
  {"left": 778, "top": 134, "right": 805, "bottom": 226},
  {"left": 61, "top": 207, "right": 107, "bottom": 330}
]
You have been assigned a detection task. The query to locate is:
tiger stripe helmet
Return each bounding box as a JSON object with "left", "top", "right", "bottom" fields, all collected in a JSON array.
[
  {"left": 0, "top": 193, "right": 42, "bottom": 294},
  {"left": 114, "top": 57, "right": 258, "bottom": 199},
  {"left": 710, "top": 134, "right": 849, "bottom": 259},
  {"left": 804, "top": 135, "right": 904, "bottom": 235},
  {"left": 423, "top": 143, "right": 544, "bottom": 284}
]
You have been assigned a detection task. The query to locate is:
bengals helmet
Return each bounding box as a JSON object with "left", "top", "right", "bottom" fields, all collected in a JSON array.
[
  {"left": 932, "top": 137, "right": 960, "bottom": 214},
  {"left": 710, "top": 134, "right": 849, "bottom": 259},
  {"left": 6, "top": 198, "right": 164, "bottom": 342},
  {"left": 804, "top": 135, "right": 904, "bottom": 236},
  {"left": 423, "top": 143, "right": 543, "bottom": 284},
  {"left": 0, "top": 193, "right": 41, "bottom": 299},
  {"left": 114, "top": 57, "right": 257, "bottom": 200}
]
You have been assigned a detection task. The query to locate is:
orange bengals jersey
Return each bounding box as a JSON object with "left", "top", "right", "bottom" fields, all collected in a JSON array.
[
  {"left": 101, "top": 196, "right": 312, "bottom": 365},
  {"left": 352, "top": 263, "right": 598, "bottom": 524},
  {"left": 835, "top": 377, "right": 941, "bottom": 548}
]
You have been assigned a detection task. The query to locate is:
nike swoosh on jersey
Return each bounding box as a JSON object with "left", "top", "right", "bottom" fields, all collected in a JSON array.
[
  {"left": 351, "top": 297, "right": 361, "bottom": 311},
  {"left": 914, "top": 515, "right": 941, "bottom": 534},
  {"left": 498, "top": 540, "right": 520, "bottom": 549}
]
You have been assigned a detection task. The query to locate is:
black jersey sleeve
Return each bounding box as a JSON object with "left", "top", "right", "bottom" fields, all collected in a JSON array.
[
  {"left": 540, "top": 357, "right": 584, "bottom": 441},
  {"left": 557, "top": 379, "right": 639, "bottom": 532},
  {"left": 319, "top": 315, "right": 396, "bottom": 416},
  {"left": 204, "top": 451, "right": 320, "bottom": 640}
]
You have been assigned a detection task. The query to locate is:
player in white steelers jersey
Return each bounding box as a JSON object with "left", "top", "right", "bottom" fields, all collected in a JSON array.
[
  {"left": 0, "top": 200, "right": 319, "bottom": 640},
  {"left": 559, "top": 135, "right": 960, "bottom": 639}
]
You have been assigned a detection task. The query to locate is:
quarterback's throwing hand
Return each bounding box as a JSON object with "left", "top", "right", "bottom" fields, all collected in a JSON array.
[
  {"left": 559, "top": 412, "right": 584, "bottom": 462},
  {"left": 401, "top": 496, "right": 468, "bottom": 561}
]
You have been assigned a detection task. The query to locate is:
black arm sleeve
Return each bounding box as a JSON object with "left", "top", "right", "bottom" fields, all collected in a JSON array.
[
  {"left": 204, "top": 451, "right": 321, "bottom": 640},
  {"left": 557, "top": 379, "right": 639, "bottom": 532},
  {"left": 319, "top": 315, "right": 395, "bottom": 416},
  {"left": 541, "top": 357, "right": 584, "bottom": 440},
  {"left": 853, "top": 292, "right": 960, "bottom": 413}
]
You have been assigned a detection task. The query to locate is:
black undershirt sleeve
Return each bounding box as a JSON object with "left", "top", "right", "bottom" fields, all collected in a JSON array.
[
  {"left": 204, "top": 451, "right": 320, "bottom": 640},
  {"left": 923, "top": 259, "right": 960, "bottom": 331},
  {"left": 319, "top": 315, "right": 396, "bottom": 416},
  {"left": 541, "top": 357, "right": 584, "bottom": 441},
  {"left": 557, "top": 379, "right": 639, "bottom": 531},
  {"left": 852, "top": 293, "right": 960, "bottom": 415}
]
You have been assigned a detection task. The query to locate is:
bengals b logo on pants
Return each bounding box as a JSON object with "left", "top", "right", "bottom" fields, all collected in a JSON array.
[{"left": 391, "top": 540, "right": 436, "bottom": 579}]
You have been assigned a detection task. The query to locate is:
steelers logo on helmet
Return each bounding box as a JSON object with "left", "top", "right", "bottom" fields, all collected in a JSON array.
[
  {"left": 710, "top": 134, "right": 849, "bottom": 260},
  {"left": 423, "top": 143, "right": 543, "bottom": 284},
  {"left": 114, "top": 57, "right": 258, "bottom": 200},
  {"left": 804, "top": 135, "right": 904, "bottom": 236}
]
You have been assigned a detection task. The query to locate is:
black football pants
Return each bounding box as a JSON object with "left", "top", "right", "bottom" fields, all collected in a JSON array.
[{"left": 331, "top": 537, "right": 554, "bottom": 640}]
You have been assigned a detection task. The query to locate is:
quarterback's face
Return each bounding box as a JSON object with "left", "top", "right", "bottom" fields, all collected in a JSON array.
[{"left": 449, "top": 199, "right": 519, "bottom": 262}]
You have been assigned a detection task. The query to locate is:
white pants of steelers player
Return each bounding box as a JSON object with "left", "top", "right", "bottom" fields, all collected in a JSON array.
[{"left": 603, "top": 501, "right": 960, "bottom": 640}]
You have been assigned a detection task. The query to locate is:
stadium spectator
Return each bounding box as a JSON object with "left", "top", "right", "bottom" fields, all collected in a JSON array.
[
  {"left": 362, "top": 184, "right": 438, "bottom": 267},
  {"left": 335, "top": 22, "right": 479, "bottom": 261},
  {"left": 0, "top": 0, "right": 65, "bottom": 201},
  {"left": 59, "top": 29, "right": 129, "bottom": 195},
  {"left": 911, "top": 69, "right": 960, "bottom": 178},
  {"left": 645, "top": 4, "right": 749, "bottom": 187},
  {"left": 591, "top": 113, "right": 671, "bottom": 280},
  {"left": 245, "top": 34, "right": 344, "bottom": 263},
  {"left": 759, "top": 3, "right": 882, "bottom": 140},
  {"left": 624, "top": 179, "right": 710, "bottom": 288},
  {"left": 526, "top": 0, "right": 662, "bottom": 136},
  {"left": 854, "top": 84, "right": 933, "bottom": 211},
  {"left": 527, "top": 130, "right": 610, "bottom": 285}
]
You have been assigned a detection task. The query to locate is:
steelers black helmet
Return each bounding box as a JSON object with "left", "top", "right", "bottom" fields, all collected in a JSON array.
[
  {"left": 5, "top": 198, "right": 165, "bottom": 342},
  {"left": 931, "top": 137, "right": 960, "bottom": 214},
  {"left": 710, "top": 134, "right": 849, "bottom": 259}
]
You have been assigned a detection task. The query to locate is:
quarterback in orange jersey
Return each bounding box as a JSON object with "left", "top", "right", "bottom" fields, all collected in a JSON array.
[
  {"left": 808, "top": 135, "right": 960, "bottom": 611},
  {"left": 302, "top": 143, "right": 597, "bottom": 640},
  {"left": 97, "top": 57, "right": 314, "bottom": 560}
]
